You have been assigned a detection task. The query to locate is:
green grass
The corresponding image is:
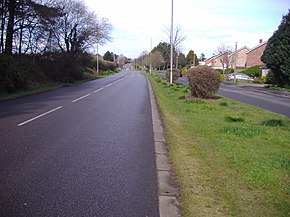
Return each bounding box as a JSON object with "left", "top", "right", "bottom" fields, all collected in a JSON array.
[
  {"left": 0, "top": 70, "right": 119, "bottom": 101},
  {"left": 0, "top": 84, "right": 63, "bottom": 101},
  {"left": 147, "top": 74, "right": 290, "bottom": 217}
]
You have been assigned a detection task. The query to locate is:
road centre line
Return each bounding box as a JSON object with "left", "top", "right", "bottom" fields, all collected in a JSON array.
[
  {"left": 94, "top": 87, "right": 104, "bottom": 92},
  {"left": 18, "top": 106, "right": 62, "bottom": 126},
  {"left": 72, "top": 94, "right": 90, "bottom": 103},
  {"left": 17, "top": 75, "right": 128, "bottom": 126},
  {"left": 105, "top": 83, "right": 112, "bottom": 87}
]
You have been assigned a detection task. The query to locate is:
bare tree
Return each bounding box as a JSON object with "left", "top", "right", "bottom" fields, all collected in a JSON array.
[
  {"left": 51, "top": 0, "right": 112, "bottom": 59},
  {"left": 216, "top": 44, "right": 233, "bottom": 79},
  {"left": 164, "top": 24, "right": 186, "bottom": 53},
  {"left": 151, "top": 51, "right": 164, "bottom": 70}
]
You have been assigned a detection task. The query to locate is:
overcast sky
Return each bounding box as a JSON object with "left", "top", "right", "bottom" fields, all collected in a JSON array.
[{"left": 84, "top": 0, "right": 288, "bottom": 59}]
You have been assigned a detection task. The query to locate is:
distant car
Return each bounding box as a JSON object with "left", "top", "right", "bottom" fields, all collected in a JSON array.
[{"left": 228, "top": 73, "right": 254, "bottom": 81}]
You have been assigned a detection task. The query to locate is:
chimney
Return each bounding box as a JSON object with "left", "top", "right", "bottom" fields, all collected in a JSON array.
[{"left": 259, "top": 39, "right": 263, "bottom": 44}]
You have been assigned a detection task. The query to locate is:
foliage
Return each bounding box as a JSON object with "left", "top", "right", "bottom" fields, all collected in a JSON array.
[
  {"left": 0, "top": 0, "right": 113, "bottom": 92},
  {"left": 265, "top": 70, "right": 275, "bottom": 84},
  {"left": 240, "top": 65, "right": 262, "bottom": 78},
  {"left": 187, "top": 65, "right": 221, "bottom": 98},
  {"left": 98, "top": 59, "right": 117, "bottom": 71},
  {"left": 0, "top": 54, "right": 46, "bottom": 92},
  {"left": 166, "top": 68, "right": 180, "bottom": 83},
  {"left": 151, "top": 42, "right": 172, "bottom": 67},
  {"left": 103, "top": 51, "right": 114, "bottom": 62},
  {"left": 261, "top": 10, "right": 290, "bottom": 86},
  {"left": 186, "top": 50, "right": 198, "bottom": 66}
]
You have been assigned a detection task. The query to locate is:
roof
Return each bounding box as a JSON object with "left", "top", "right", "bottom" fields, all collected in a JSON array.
[
  {"left": 246, "top": 41, "right": 268, "bottom": 54},
  {"left": 228, "top": 46, "right": 250, "bottom": 57},
  {"left": 205, "top": 51, "right": 231, "bottom": 61}
]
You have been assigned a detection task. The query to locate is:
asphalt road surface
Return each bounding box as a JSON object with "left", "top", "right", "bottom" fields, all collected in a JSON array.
[
  {"left": 217, "top": 84, "right": 290, "bottom": 117},
  {"left": 0, "top": 67, "right": 159, "bottom": 216}
]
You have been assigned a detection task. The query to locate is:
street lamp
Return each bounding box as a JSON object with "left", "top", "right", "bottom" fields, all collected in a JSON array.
[
  {"left": 234, "top": 42, "right": 238, "bottom": 83},
  {"left": 170, "top": 0, "right": 174, "bottom": 84},
  {"left": 96, "top": 43, "right": 99, "bottom": 75}
]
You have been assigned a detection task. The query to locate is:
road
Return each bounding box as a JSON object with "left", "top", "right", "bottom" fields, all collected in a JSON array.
[
  {"left": 0, "top": 67, "right": 159, "bottom": 216},
  {"left": 159, "top": 73, "right": 290, "bottom": 118},
  {"left": 217, "top": 84, "right": 290, "bottom": 117}
]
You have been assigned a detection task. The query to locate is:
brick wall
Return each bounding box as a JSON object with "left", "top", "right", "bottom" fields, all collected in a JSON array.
[{"left": 246, "top": 43, "right": 267, "bottom": 66}]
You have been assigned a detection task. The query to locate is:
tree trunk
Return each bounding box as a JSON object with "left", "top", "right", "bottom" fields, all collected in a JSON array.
[
  {"left": 4, "top": 0, "right": 15, "bottom": 55},
  {"left": 0, "top": 0, "right": 7, "bottom": 53}
]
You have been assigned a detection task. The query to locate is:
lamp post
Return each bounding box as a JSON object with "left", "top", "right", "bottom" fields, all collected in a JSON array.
[
  {"left": 96, "top": 43, "right": 99, "bottom": 75},
  {"left": 234, "top": 42, "right": 238, "bottom": 83},
  {"left": 170, "top": 0, "right": 174, "bottom": 84},
  {"left": 150, "top": 37, "right": 152, "bottom": 74}
]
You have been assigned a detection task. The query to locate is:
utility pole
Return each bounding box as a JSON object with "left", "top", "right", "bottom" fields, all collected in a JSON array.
[
  {"left": 150, "top": 37, "right": 152, "bottom": 74},
  {"left": 234, "top": 42, "right": 238, "bottom": 83},
  {"left": 96, "top": 43, "right": 99, "bottom": 75},
  {"left": 170, "top": 0, "right": 174, "bottom": 84}
]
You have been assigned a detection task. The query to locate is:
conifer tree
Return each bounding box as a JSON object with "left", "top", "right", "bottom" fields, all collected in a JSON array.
[{"left": 262, "top": 10, "right": 290, "bottom": 86}]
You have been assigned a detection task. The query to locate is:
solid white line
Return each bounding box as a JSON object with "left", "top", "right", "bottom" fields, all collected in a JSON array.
[
  {"left": 72, "top": 94, "right": 90, "bottom": 103},
  {"left": 105, "top": 83, "right": 112, "bottom": 87},
  {"left": 18, "top": 106, "right": 62, "bottom": 126}
]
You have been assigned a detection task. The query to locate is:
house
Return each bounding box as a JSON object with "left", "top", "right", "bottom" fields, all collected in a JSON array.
[
  {"left": 229, "top": 46, "right": 250, "bottom": 71},
  {"left": 205, "top": 51, "right": 231, "bottom": 69},
  {"left": 246, "top": 40, "right": 267, "bottom": 67}
]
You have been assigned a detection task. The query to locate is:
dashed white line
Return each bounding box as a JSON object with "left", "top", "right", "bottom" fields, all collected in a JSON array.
[
  {"left": 94, "top": 87, "right": 104, "bottom": 92},
  {"left": 72, "top": 94, "right": 90, "bottom": 103},
  {"left": 105, "top": 83, "right": 112, "bottom": 87},
  {"left": 18, "top": 106, "right": 62, "bottom": 126},
  {"left": 17, "top": 76, "right": 128, "bottom": 126}
]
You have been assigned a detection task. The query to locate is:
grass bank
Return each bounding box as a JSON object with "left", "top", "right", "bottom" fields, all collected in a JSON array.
[
  {"left": 147, "top": 74, "right": 289, "bottom": 216},
  {"left": 0, "top": 69, "right": 119, "bottom": 101}
]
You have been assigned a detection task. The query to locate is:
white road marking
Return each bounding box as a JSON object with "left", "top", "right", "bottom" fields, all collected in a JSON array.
[
  {"left": 72, "top": 94, "right": 90, "bottom": 103},
  {"left": 18, "top": 106, "right": 62, "bottom": 126},
  {"left": 94, "top": 87, "right": 104, "bottom": 92},
  {"left": 17, "top": 75, "right": 129, "bottom": 126}
]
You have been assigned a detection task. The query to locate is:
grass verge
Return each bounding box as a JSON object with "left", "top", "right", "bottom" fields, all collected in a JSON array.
[
  {"left": 0, "top": 83, "right": 63, "bottom": 101},
  {"left": 147, "top": 74, "right": 290, "bottom": 217},
  {"left": 0, "top": 69, "right": 119, "bottom": 101}
]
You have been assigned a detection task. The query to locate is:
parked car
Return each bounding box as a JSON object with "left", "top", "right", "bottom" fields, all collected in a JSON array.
[{"left": 228, "top": 73, "right": 254, "bottom": 81}]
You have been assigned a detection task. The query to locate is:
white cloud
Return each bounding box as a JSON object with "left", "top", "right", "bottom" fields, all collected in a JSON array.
[{"left": 85, "top": 0, "right": 288, "bottom": 58}]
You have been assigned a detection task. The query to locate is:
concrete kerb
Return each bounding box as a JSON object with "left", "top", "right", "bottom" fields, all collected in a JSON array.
[{"left": 146, "top": 77, "right": 181, "bottom": 217}]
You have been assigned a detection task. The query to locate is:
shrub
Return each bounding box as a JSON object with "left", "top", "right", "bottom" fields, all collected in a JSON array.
[
  {"left": 240, "top": 65, "right": 261, "bottom": 78},
  {"left": 166, "top": 68, "right": 180, "bottom": 83},
  {"left": 0, "top": 54, "right": 46, "bottom": 93},
  {"left": 187, "top": 65, "right": 221, "bottom": 98},
  {"left": 98, "top": 59, "right": 117, "bottom": 72}
]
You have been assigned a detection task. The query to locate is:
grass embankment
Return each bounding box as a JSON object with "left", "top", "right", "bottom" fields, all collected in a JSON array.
[
  {"left": 148, "top": 74, "right": 290, "bottom": 217},
  {"left": 0, "top": 69, "right": 118, "bottom": 101}
]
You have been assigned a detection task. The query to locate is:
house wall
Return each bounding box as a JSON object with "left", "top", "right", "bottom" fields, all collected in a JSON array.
[
  {"left": 229, "top": 48, "right": 249, "bottom": 68},
  {"left": 246, "top": 43, "right": 267, "bottom": 66},
  {"left": 205, "top": 53, "right": 228, "bottom": 69}
]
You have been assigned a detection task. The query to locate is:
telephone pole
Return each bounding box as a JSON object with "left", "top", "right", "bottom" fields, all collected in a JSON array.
[
  {"left": 234, "top": 42, "right": 238, "bottom": 83},
  {"left": 170, "top": 0, "right": 174, "bottom": 84}
]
